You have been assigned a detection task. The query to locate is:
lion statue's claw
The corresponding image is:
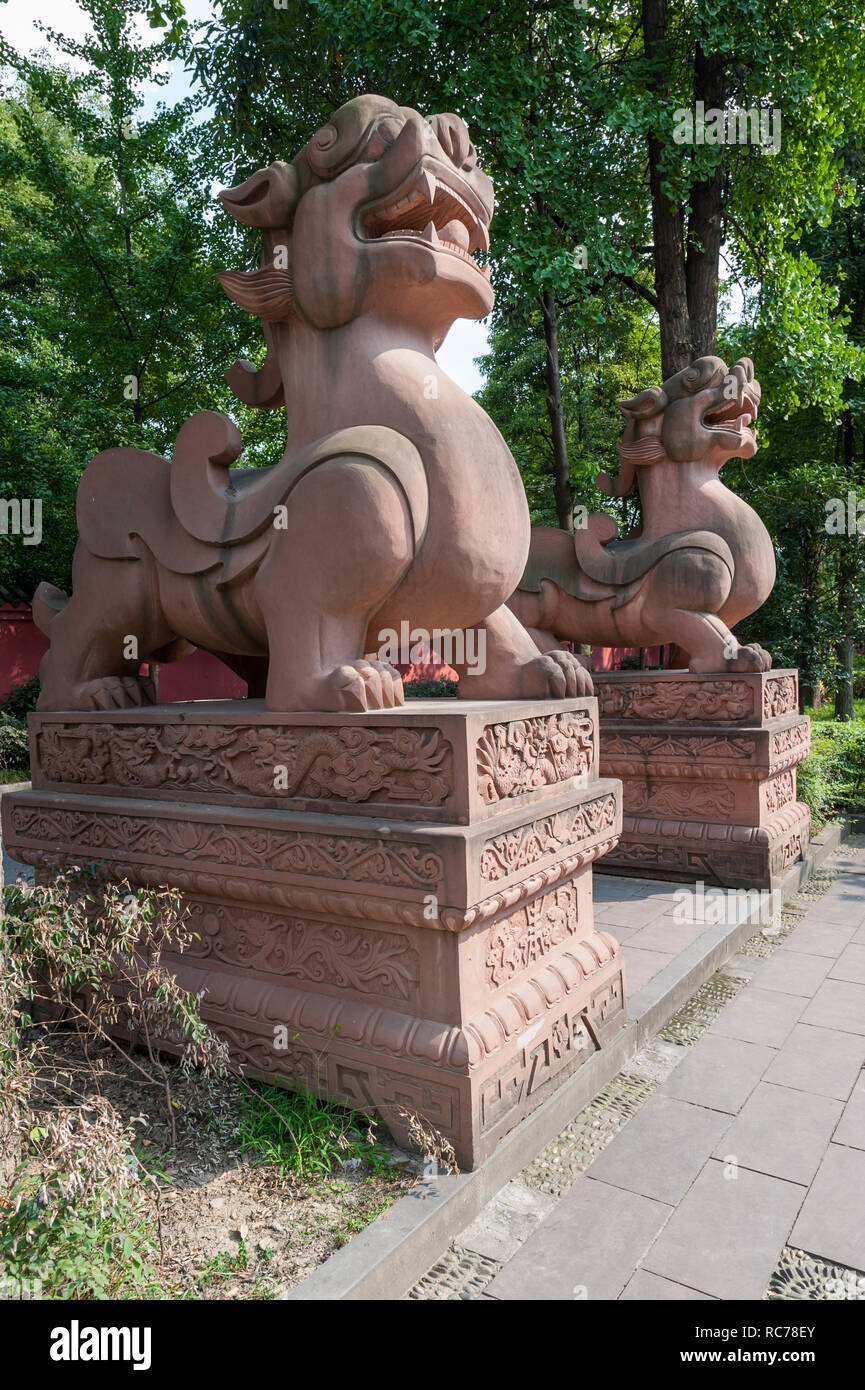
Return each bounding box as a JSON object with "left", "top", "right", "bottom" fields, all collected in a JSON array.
[
  {"left": 291, "top": 659, "right": 405, "bottom": 713},
  {"left": 729, "top": 642, "right": 772, "bottom": 673},
  {"left": 49, "top": 675, "right": 158, "bottom": 712},
  {"left": 525, "top": 649, "right": 594, "bottom": 699}
]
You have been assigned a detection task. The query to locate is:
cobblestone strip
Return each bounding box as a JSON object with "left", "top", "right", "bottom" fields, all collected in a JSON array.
[{"left": 766, "top": 1247, "right": 865, "bottom": 1301}]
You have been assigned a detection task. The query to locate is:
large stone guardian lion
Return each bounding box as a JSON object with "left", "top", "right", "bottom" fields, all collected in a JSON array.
[{"left": 34, "top": 95, "right": 589, "bottom": 712}]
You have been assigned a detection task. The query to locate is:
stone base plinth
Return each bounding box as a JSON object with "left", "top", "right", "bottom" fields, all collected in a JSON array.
[
  {"left": 2, "top": 697, "right": 625, "bottom": 1169},
  {"left": 593, "top": 670, "right": 811, "bottom": 891}
]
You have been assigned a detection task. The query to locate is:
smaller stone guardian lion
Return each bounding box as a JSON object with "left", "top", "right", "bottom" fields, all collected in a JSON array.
[{"left": 509, "top": 356, "right": 774, "bottom": 673}]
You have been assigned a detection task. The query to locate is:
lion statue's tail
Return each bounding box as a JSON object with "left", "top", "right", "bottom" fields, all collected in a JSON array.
[{"left": 32, "top": 581, "right": 69, "bottom": 635}]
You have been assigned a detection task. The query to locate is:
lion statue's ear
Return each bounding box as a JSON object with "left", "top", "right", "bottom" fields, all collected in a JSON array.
[
  {"left": 219, "top": 161, "right": 299, "bottom": 229},
  {"left": 617, "top": 385, "right": 667, "bottom": 419},
  {"left": 596, "top": 386, "right": 669, "bottom": 496}
]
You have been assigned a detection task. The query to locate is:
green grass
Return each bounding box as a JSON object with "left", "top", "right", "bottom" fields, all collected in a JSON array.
[
  {"left": 0, "top": 767, "right": 28, "bottom": 784},
  {"left": 806, "top": 698, "right": 865, "bottom": 723},
  {"left": 235, "top": 1081, "right": 397, "bottom": 1179}
]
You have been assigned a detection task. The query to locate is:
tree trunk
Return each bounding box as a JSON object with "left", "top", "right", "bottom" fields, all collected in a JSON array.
[
  {"left": 685, "top": 47, "right": 726, "bottom": 358},
  {"left": 643, "top": 3, "right": 726, "bottom": 376},
  {"left": 540, "top": 290, "right": 574, "bottom": 530},
  {"left": 643, "top": 0, "right": 691, "bottom": 377},
  {"left": 834, "top": 410, "right": 856, "bottom": 720}
]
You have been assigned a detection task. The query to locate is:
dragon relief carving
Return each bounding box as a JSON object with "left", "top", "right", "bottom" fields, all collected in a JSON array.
[
  {"left": 763, "top": 676, "right": 797, "bottom": 719},
  {"left": 763, "top": 770, "right": 796, "bottom": 816},
  {"left": 596, "top": 678, "right": 754, "bottom": 723},
  {"left": 36, "top": 721, "right": 452, "bottom": 806},
  {"left": 476, "top": 712, "right": 594, "bottom": 804},
  {"left": 485, "top": 883, "right": 579, "bottom": 984},
  {"left": 185, "top": 902, "right": 420, "bottom": 1000},
  {"left": 771, "top": 723, "right": 811, "bottom": 764},
  {"left": 623, "top": 780, "right": 736, "bottom": 818}
]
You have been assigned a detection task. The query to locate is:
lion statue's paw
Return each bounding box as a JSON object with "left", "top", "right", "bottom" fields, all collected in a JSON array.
[
  {"left": 296, "top": 659, "right": 405, "bottom": 712},
  {"left": 41, "top": 674, "right": 158, "bottom": 711},
  {"left": 523, "top": 649, "right": 594, "bottom": 699},
  {"left": 729, "top": 642, "right": 772, "bottom": 673}
]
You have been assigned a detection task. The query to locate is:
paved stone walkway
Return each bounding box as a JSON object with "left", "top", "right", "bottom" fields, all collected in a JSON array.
[{"left": 411, "top": 845, "right": 865, "bottom": 1300}]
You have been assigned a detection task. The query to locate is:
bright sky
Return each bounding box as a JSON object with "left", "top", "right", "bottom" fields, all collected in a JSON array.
[{"left": 0, "top": 0, "right": 490, "bottom": 394}]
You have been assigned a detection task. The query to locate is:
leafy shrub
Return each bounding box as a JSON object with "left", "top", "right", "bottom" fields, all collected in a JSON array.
[
  {"left": 2, "top": 1100, "right": 162, "bottom": 1299},
  {"left": 798, "top": 716, "right": 865, "bottom": 828},
  {"left": 0, "top": 870, "right": 228, "bottom": 1298},
  {"left": 0, "top": 714, "right": 30, "bottom": 774},
  {"left": 403, "top": 678, "right": 458, "bottom": 698},
  {"left": 1, "top": 677, "right": 41, "bottom": 722}
]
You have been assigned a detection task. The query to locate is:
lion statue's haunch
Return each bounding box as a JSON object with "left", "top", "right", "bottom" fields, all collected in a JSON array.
[
  {"left": 509, "top": 356, "right": 775, "bottom": 673},
  {"left": 35, "top": 95, "right": 589, "bottom": 712}
]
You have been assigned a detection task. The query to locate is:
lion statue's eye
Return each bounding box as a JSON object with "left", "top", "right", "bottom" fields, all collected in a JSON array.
[{"left": 363, "top": 116, "right": 404, "bottom": 162}]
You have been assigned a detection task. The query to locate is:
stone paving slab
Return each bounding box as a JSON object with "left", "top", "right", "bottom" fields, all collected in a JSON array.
[
  {"left": 829, "top": 943, "right": 865, "bottom": 985},
  {"left": 593, "top": 900, "right": 670, "bottom": 929},
  {"left": 625, "top": 918, "right": 709, "bottom": 954},
  {"left": 833, "top": 1075, "right": 865, "bottom": 1152},
  {"left": 812, "top": 903, "right": 865, "bottom": 930},
  {"left": 586, "top": 1095, "right": 731, "bottom": 1206},
  {"left": 801, "top": 978, "right": 865, "bottom": 1036},
  {"left": 790, "top": 1144, "right": 865, "bottom": 1272},
  {"left": 662, "top": 1033, "right": 776, "bottom": 1114},
  {"left": 456, "top": 1181, "right": 557, "bottom": 1264},
  {"left": 708, "top": 985, "right": 806, "bottom": 1048},
  {"left": 749, "top": 949, "right": 833, "bottom": 998},
  {"left": 779, "top": 921, "right": 858, "bottom": 957},
  {"left": 762, "top": 1023, "right": 865, "bottom": 1102},
  {"left": 485, "top": 1176, "right": 671, "bottom": 1301},
  {"left": 712, "top": 1081, "right": 843, "bottom": 1186},
  {"left": 641, "top": 1160, "right": 805, "bottom": 1301},
  {"left": 592, "top": 876, "right": 645, "bottom": 902},
  {"left": 621, "top": 945, "right": 674, "bottom": 993},
  {"left": 620, "top": 1269, "right": 716, "bottom": 1300}
]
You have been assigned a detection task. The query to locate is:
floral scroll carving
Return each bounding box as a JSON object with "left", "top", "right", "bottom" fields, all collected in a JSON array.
[
  {"left": 480, "top": 793, "right": 618, "bottom": 881},
  {"left": 9, "top": 805, "right": 443, "bottom": 888}
]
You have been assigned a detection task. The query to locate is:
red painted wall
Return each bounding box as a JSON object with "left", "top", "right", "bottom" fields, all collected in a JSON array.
[
  {"left": 591, "top": 645, "right": 665, "bottom": 671},
  {"left": 1, "top": 602, "right": 246, "bottom": 703},
  {"left": 0, "top": 604, "right": 48, "bottom": 700},
  {"left": 155, "top": 648, "right": 247, "bottom": 701}
]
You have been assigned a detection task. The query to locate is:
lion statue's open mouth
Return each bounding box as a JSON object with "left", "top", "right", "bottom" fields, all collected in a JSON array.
[
  {"left": 357, "top": 160, "right": 491, "bottom": 277},
  {"left": 702, "top": 383, "right": 760, "bottom": 441}
]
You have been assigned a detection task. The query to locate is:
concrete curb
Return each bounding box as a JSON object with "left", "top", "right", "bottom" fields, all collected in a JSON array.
[{"left": 285, "top": 820, "right": 847, "bottom": 1301}]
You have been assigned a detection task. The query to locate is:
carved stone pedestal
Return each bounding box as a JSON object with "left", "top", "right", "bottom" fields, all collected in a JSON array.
[
  {"left": 2, "top": 697, "right": 625, "bottom": 1170},
  {"left": 593, "top": 670, "right": 811, "bottom": 890}
]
